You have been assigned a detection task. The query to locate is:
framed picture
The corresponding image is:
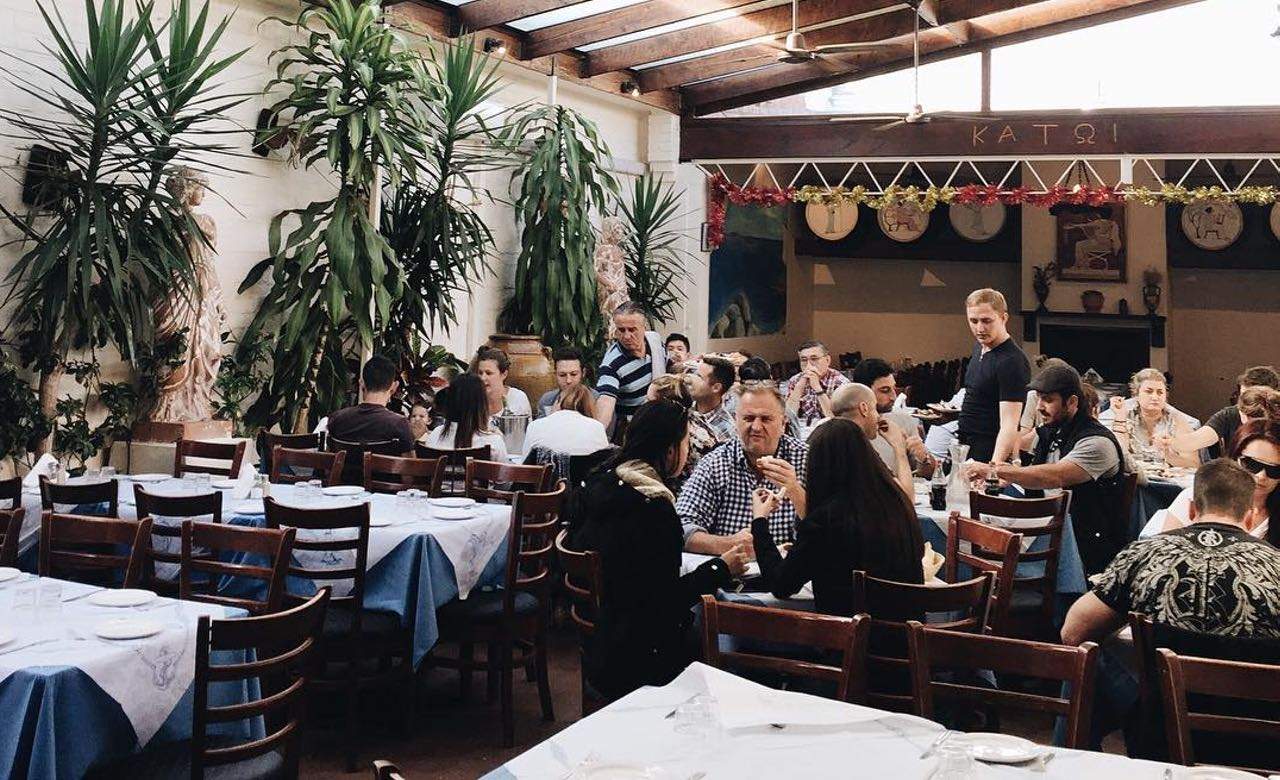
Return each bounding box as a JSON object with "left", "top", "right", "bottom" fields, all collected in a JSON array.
[{"left": 1056, "top": 204, "right": 1126, "bottom": 281}]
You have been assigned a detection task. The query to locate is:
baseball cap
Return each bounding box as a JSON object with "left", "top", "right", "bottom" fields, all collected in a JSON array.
[{"left": 1028, "top": 363, "right": 1084, "bottom": 399}]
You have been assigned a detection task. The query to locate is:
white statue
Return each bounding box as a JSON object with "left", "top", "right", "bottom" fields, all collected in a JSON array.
[
  {"left": 594, "top": 216, "right": 629, "bottom": 337},
  {"left": 150, "top": 167, "right": 226, "bottom": 422}
]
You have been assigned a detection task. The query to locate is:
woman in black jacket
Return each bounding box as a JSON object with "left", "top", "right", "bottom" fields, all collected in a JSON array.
[
  {"left": 570, "top": 400, "right": 750, "bottom": 700},
  {"left": 752, "top": 418, "right": 924, "bottom": 616}
]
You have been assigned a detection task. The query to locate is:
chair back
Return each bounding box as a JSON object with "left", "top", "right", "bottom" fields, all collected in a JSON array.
[
  {"left": 39, "top": 512, "right": 151, "bottom": 587},
  {"left": 39, "top": 476, "right": 119, "bottom": 517},
  {"left": 0, "top": 507, "right": 22, "bottom": 568},
  {"left": 192, "top": 589, "right": 329, "bottom": 777},
  {"left": 134, "top": 486, "right": 223, "bottom": 593},
  {"left": 270, "top": 446, "right": 346, "bottom": 487},
  {"left": 555, "top": 529, "right": 602, "bottom": 637},
  {"left": 702, "top": 596, "right": 871, "bottom": 703},
  {"left": 907, "top": 622, "right": 1099, "bottom": 749},
  {"left": 0, "top": 475, "right": 19, "bottom": 509},
  {"left": 416, "top": 444, "right": 490, "bottom": 496},
  {"left": 968, "top": 490, "right": 1068, "bottom": 633},
  {"left": 944, "top": 513, "right": 1022, "bottom": 636},
  {"left": 466, "top": 459, "right": 554, "bottom": 505},
  {"left": 261, "top": 431, "right": 323, "bottom": 476},
  {"left": 265, "top": 497, "right": 370, "bottom": 623},
  {"left": 363, "top": 452, "right": 442, "bottom": 495},
  {"left": 327, "top": 436, "right": 404, "bottom": 485},
  {"left": 852, "top": 570, "right": 993, "bottom": 712},
  {"left": 1157, "top": 647, "right": 1280, "bottom": 774},
  {"left": 181, "top": 520, "right": 295, "bottom": 615},
  {"left": 173, "top": 439, "right": 247, "bottom": 479},
  {"left": 501, "top": 482, "right": 567, "bottom": 617}
]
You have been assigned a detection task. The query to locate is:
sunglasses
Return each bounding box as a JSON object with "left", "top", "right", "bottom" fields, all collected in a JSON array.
[{"left": 1239, "top": 455, "right": 1280, "bottom": 480}]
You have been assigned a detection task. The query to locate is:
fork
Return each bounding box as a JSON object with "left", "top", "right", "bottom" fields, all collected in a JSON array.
[{"left": 919, "top": 730, "right": 952, "bottom": 759}]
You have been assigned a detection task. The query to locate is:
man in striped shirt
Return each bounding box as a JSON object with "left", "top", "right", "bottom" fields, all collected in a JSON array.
[{"left": 594, "top": 302, "right": 667, "bottom": 437}]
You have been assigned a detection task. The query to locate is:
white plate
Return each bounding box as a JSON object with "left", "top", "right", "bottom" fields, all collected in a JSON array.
[
  {"left": 952, "top": 733, "right": 1042, "bottom": 763},
  {"left": 87, "top": 588, "right": 156, "bottom": 608},
  {"left": 94, "top": 618, "right": 163, "bottom": 640},
  {"left": 321, "top": 485, "right": 365, "bottom": 497},
  {"left": 369, "top": 517, "right": 393, "bottom": 527},
  {"left": 428, "top": 497, "right": 476, "bottom": 509},
  {"left": 234, "top": 499, "right": 266, "bottom": 515},
  {"left": 1185, "top": 768, "right": 1270, "bottom": 780},
  {"left": 575, "top": 764, "right": 668, "bottom": 779},
  {"left": 433, "top": 507, "right": 475, "bottom": 521},
  {"left": 212, "top": 479, "right": 238, "bottom": 490},
  {"left": 128, "top": 473, "right": 171, "bottom": 483},
  {"left": 0, "top": 567, "right": 21, "bottom": 583}
]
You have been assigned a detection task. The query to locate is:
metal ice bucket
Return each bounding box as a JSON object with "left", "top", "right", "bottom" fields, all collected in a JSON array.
[{"left": 495, "top": 411, "right": 531, "bottom": 456}]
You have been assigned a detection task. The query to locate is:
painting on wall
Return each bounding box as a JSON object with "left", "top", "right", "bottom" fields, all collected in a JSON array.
[
  {"left": 1056, "top": 204, "right": 1126, "bottom": 281},
  {"left": 708, "top": 203, "right": 787, "bottom": 339}
]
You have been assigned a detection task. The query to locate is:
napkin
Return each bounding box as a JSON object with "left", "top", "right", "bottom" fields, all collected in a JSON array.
[
  {"left": 231, "top": 455, "right": 257, "bottom": 500},
  {"left": 684, "top": 662, "right": 884, "bottom": 730},
  {"left": 313, "top": 417, "right": 328, "bottom": 434},
  {"left": 922, "top": 542, "right": 945, "bottom": 581},
  {"left": 21, "top": 453, "right": 57, "bottom": 488}
]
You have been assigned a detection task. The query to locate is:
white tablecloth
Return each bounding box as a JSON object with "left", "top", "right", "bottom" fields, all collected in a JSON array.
[{"left": 489, "top": 662, "right": 1179, "bottom": 779}]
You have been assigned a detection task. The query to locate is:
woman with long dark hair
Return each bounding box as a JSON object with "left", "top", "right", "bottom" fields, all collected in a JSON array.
[
  {"left": 570, "top": 400, "right": 749, "bottom": 700},
  {"left": 752, "top": 417, "right": 924, "bottom": 616},
  {"left": 422, "top": 373, "right": 508, "bottom": 461}
]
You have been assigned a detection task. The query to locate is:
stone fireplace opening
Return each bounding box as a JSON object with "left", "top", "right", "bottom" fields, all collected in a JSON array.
[{"left": 1040, "top": 323, "right": 1152, "bottom": 384}]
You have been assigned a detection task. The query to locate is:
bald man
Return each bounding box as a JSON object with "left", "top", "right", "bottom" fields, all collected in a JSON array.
[{"left": 830, "top": 383, "right": 914, "bottom": 497}]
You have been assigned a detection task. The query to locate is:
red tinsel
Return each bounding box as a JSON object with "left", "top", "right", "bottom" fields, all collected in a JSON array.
[{"left": 705, "top": 173, "right": 794, "bottom": 250}]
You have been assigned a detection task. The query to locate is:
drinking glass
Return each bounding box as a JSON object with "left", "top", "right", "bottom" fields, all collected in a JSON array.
[
  {"left": 673, "top": 693, "right": 720, "bottom": 741},
  {"left": 38, "top": 580, "right": 62, "bottom": 621},
  {"left": 395, "top": 491, "right": 412, "bottom": 519},
  {"left": 296, "top": 481, "right": 315, "bottom": 506},
  {"left": 101, "top": 466, "right": 117, "bottom": 479},
  {"left": 196, "top": 472, "right": 213, "bottom": 492},
  {"left": 934, "top": 742, "right": 977, "bottom": 780},
  {"left": 84, "top": 466, "right": 101, "bottom": 482},
  {"left": 12, "top": 581, "right": 37, "bottom": 616},
  {"left": 182, "top": 471, "right": 198, "bottom": 492}
]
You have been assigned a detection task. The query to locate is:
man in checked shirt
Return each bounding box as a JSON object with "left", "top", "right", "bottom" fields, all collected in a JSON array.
[{"left": 677, "top": 382, "right": 808, "bottom": 556}]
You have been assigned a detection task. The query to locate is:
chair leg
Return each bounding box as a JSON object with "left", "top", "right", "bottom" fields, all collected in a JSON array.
[
  {"left": 459, "top": 641, "right": 474, "bottom": 701},
  {"left": 535, "top": 628, "right": 554, "bottom": 722},
  {"left": 344, "top": 673, "right": 359, "bottom": 772},
  {"left": 499, "top": 640, "right": 515, "bottom": 748},
  {"left": 487, "top": 641, "right": 500, "bottom": 704}
]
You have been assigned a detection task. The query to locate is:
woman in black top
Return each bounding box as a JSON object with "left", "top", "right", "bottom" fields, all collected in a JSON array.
[
  {"left": 751, "top": 418, "right": 924, "bottom": 616},
  {"left": 570, "top": 400, "right": 750, "bottom": 700}
]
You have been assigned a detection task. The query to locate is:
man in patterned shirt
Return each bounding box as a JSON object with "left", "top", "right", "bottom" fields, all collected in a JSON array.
[
  {"left": 678, "top": 382, "right": 808, "bottom": 555},
  {"left": 783, "top": 341, "right": 850, "bottom": 425},
  {"left": 1062, "top": 458, "right": 1280, "bottom": 646}
]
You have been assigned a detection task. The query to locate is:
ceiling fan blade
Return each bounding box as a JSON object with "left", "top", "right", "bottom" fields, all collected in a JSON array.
[
  {"left": 827, "top": 115, "right": 903, "bottom": 123},
  {"left": 811, "top": 41, "right": 897, "bottom": 55},
  {"left": 908, "top": 0, "right": 941, "bottom": 26},
  {"left": 809, "top": 53, "right": 851, "bottom": 74},
  {"left": 873, "top": 119, "right": 908, "bottom": 132},
  {"left": 930, "top": 111, "right": 1001, "bottom": 121}
]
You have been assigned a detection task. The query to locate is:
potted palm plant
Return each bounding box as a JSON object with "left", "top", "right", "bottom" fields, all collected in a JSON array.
[{"left": 618, "top": 172, "right": 695, "bottom": 327}]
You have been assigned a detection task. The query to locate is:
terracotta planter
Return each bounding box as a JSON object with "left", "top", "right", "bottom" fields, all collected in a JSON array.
[
  {"left": 488, "top": 334, "right": 555, "bottom": 406},
  {"left": 1081, "top": 290, "right": 1105, "bottom": 313}
]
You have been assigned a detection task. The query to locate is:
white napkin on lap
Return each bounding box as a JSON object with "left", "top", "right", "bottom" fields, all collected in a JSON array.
[{"left": 22, "top": 453, "right": 57, "bottom": 488}]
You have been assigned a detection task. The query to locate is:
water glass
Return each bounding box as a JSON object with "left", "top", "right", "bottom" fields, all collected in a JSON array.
[
  {"left": 101, "top": 466, "right": 117, "bottom": 479},
  {"left": 673, "top": 693, "right": 720, "bottom": 740},
  {"left": 38, "top": 580, "right": 62, "bottom": 621},
  {"left": 395, "top": 490, "right": 412, "bottom": 518},
  {"left": 182, "top": 471, "right": 199, "bottom": 491},
  {"left": 83, "top": 466, "right": 101, "bottom": 482},
  {"left": 12, "top": 581, "right": 37, "bottom": 615},
  {"left": 934, "top": 743, "right": 977, "bottom": 780},
  {"left": 196, "top": 472, "right": 213, "bottom": 492}
]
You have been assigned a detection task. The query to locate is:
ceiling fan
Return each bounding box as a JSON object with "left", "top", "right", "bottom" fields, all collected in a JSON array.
[{"left": 775, "top": 0, "right": 939, "bottom": 64}]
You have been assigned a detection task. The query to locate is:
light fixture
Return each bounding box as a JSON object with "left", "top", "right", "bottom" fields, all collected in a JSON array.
[
  {"left": 483, "top": 37, "right": 506, "bottom": 55},
  {"left": 620, "top": 81, "right": 640, "bottom": 97}
]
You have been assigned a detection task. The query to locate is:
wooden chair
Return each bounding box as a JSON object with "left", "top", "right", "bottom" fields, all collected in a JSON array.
[
  {"left": 0, "top": 508, "right": 22, "bottom": 568},
  {"left": 372, "top": 760, "right": 407, "bottom": 780},
  {"left": 944, "top": 512, "right": 1022, "bottom": 637},
  {"left": 907, "top": 622, "right": 1100, "bottom": 749},
  {"left": 968, "top": 491, "right": 1069, "bottom": 640},
  {"left": 0, "top": 475, "right": 19, "bottom": 509},
  {"left": 464, "top": 459, "right": 553, "bottom": 505},
  {"left": 173, "top": 438, "right": 247, "bottom": 478},
  {"left": 269, "top": 446, "right": 345, "bottom": 487},
  {"left": 39, "top": 512, "right": 151, "bottom": 587},
  {"left": 39, "top": 476, "right": 119, "bottom": 517},
  {"left": 433, "top": 482, "right": 566, "bottom": 746},
  {"left": 1157, "top": 648, "right": 1280, "bottom": 774},
  {"left": 328, "top": 437, "right": 406, "bottom": 486},
  {"left": 265, "top": 497, "right": 412, "bottom": 771},
  {"left": 134, "top": 486, "right": 223, "bottom": 595},
  {"left": 702, "top": 596, "right": 872, "bottom": 704},
  {"left": 362, "top": 452, "right": 442, "bottom": 495},
  {"left": 261, "top": 431, "right": 323, "bottom": 476},
  {"left": 852, "top": 570, "right": 993, "bottom": 713},
  {"left": 416, "top": 444, "right": 490, "bottom": 497},
  {"left": 180, "top": 520, "right": 295, "bottom": 616},
  {"left": 555, "top": 528, "right": 606, "bottom": 716}
]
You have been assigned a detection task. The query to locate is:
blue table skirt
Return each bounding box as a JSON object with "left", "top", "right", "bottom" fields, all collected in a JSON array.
[
  {"left": 1130, "top": 480, "right": 1183, "bottom": 537},
  {"left": 0, "top": 652, "right": 260, "bottom": 780}
]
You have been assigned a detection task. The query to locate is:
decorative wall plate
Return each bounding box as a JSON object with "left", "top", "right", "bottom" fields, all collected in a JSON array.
[
  {"left": 804, "top": 201, "right": 858, "bottom": 241},
  {"left": 877, "top": 201, "right": 929, "bottom": 242},
  {"left": 1180, "top": 199, "right": 1243, "bottom": 250},
  {"left": 948, "top": 202, "right": 1006, "bottom": 242},
  {"left": 1270, "top": 202, "right": 1280, "bottom": 241}
]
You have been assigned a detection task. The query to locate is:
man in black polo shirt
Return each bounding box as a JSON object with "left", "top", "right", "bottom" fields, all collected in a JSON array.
[{"left": 957, "top": 288, "right": 1030, "bottom": 464}]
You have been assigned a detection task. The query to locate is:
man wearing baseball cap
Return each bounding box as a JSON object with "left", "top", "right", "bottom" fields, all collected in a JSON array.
[{"left": 972, "top": 362, "right": 1130, "bottom": 575}]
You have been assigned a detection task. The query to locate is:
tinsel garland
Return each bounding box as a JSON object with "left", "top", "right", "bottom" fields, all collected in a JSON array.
[{"left": 706, "top": 175, "right": 1280, "bottom": 249}]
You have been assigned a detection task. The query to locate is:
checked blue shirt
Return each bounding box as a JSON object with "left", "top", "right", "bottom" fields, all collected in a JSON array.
[{"left": 676, "top": 435, "right": 807, "bottom": 544}]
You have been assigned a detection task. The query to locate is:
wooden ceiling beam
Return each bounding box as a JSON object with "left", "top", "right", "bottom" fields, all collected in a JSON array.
[
  {"left": 457, "top": 0, "right": 592, "bottom": 31},
  {"left": 684, "top": 0, "right": 1205, "bottom": 115},
  {"left": 583, "top": 0, "right": 904, "bottom": 77},
  {"left": 523, "top": 0, "right": 762, "bottom": 60},
  {"left": 387, "top": 3, "right": 682, "bottom": 113}
]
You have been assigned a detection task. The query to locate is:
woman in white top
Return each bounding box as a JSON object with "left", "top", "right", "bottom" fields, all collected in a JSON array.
[
  {"left": 522, "top": 383, "right": 610, "bottom": 456},
  {"left": 1142, "top": 419, "right": 1279, "bottom": 545},
  {"left": 473, "top": 346, "right": 531, "bottom": 421},
  {"left": 423, "top": 373, "right": 509, "bottom": 462},
  {"left": 1108, "top": 368, "right": 1198, "bottom": 468}
]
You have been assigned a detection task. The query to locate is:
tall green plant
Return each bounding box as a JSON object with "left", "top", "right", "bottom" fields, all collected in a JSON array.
[
  {"left": 618, "top": 172, "right": 695, "bottom": 326},
  {"left": 0, "top": 354, "right": 51, "bottom": 474},
  {"left": 498, "top": 105, "right": 618, "bottom": 350},
  {"left": 240, "top": 0, "right": 434, "bottom": 432},
  {"left": 0, "top": 0, "right": 245, "bottom": 453}
]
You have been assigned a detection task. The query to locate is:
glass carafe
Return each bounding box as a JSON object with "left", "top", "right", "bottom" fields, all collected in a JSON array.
[{"left": 946, "top": 442, "right": 971, "bottom": 513}]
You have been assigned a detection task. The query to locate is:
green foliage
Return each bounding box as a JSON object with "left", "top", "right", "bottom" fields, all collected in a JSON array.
[
  {"left": 0, "top": 0, "right": 245, "bottom": 371},
  {"left": 498, "top": 104, "right": 619, "bottom": 351},
  {"left": 46, "top": 358, "right": 142, "bottom": 467},
  {"left": 214, "top": 330, "right": 271, "bottom": 436},
  {"left": 0, "top": 355, "right": 51, "bottom": 470},
  {"left": 53, "top": 397, "right": 97, "bottom": 469},
  {"left": 240, "top": 0, "right": 437, "bottom": 431},
  {"left": 618, "top": 172, "right": 695, "bottom": 326}
]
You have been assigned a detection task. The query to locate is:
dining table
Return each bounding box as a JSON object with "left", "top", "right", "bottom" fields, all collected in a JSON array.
[
  {"left": 0, "top": 573, "right": 255, "bottom": 780},
  {"left": 16, "top": 475, "right": 513, "bottom": 666},
  {"left": 483, "top": 661, "right": 1182, "bottom": 779}
]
